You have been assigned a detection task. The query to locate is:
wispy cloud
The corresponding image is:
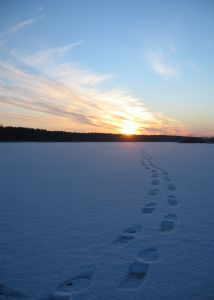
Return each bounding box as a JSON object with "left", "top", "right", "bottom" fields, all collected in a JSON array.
[
  {"left": 148, "top": 51, "right": 178, "bottom": 78},
  {"left": 0, "top": 43, "right": 187, "bottom": 134},
  {"left": 16, "top": 41, "right": 82, "bottom": 66},
  {"left": 145, "top": 44, "right": 180, "bottom": 79},
  {"left": 0, "top": 16, "right": 42, "bottom": 47},
  {"left": 6, "top": 17, "right": 41, "bottom": 34},
  {"left": 11, "top": 42, "right": 112, "bottom": 86}
]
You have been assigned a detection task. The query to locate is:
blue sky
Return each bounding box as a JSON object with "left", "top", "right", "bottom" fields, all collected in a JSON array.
[{"left": 0, "top": 0, "right": 213, "bottom": 135}]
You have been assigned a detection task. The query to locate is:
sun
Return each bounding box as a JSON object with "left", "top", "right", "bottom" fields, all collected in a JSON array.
[{"left": 121, "top": 121, "right": 137, "bottom": 135}]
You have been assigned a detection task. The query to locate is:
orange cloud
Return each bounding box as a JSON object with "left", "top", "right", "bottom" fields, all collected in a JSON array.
[{"left": 0, "top": 45, "right": 188, "bottom": 135}]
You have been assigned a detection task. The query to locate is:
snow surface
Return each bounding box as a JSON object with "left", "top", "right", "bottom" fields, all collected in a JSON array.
[{"left": 0, "top": 142, "right": 214, "bottom": 300}]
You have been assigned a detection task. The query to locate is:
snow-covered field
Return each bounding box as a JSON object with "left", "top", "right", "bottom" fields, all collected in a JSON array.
[{"left": 0, "top": 142, "right": 214, "bottom": 300}]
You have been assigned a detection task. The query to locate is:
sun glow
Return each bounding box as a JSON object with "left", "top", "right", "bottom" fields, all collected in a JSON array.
[{"left": 121, "top": 121, "right": 138, "bottom": 135}]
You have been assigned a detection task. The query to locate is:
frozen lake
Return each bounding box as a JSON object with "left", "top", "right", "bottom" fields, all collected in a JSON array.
[{"left": 0, "top": 142, "right": 214, "bottom": 300}]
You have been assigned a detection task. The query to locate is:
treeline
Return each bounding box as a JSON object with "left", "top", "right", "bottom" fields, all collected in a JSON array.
[
  {"left": 0, "top": 126, "right": 213, "bottom": 143},
  {"left": 180, "top": 136, "right": 214, "bottom": 143}
]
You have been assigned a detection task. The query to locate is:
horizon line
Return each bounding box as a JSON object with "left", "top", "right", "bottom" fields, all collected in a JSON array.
[{"left": 0, "top": 125, "right": 213, "bottom": 139}]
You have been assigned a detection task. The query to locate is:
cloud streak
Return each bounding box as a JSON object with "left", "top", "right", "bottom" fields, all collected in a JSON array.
[
  {"left": 0, "top": 43, "right": 187, "bottom": 134},
  {"left": 11, "top": 42, "right": 112, "bottom": 86},
  {"left": 146, "top": 45, "right": 180, "bottom": 79},
  {"left": 148, "top": 52, "right": 178, "bottom": 78},
  {"left": 0, "top": 16, "right": 42, "bottom": 47}
]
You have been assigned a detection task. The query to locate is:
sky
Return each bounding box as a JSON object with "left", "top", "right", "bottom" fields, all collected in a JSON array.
[{"left": 0, "top": 0, "right": 213, "bottom": 136}]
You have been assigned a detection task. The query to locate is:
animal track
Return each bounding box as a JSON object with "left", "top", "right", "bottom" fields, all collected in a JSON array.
[
  {"left": 148, "top": 188, "right": 159, "bottom": 196},
  {"left": 137, "top": 247, "right": 159, "bottom": 263},
  {"left": 51, "top": 271, "right": 93, "bottom": 299},
  {"left": 0, "top": 282, "right": 26, "bottom": 299},
  {"left": 167, "top": 195, "right": 178, "bottom": 206},
  {"left": 160, "top": 220, "right": 174, "bottom": 232},
  {"left": 119, "top": 261, "right": 149, "bottom": 289},
  {"left": 163, "top": 176, "right": 171, "bottom": 181},
  {"left": 142, "top": 202, "right": 157, "bottom": 214}
]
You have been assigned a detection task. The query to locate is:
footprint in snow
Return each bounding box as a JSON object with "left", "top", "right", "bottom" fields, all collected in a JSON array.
[
  {"left": 142, "top": 203, "right": 157, "bottom": 214},
  {"left": 152, "top": 173, "right": 159, "bottom": 178},
  {"left": 156, "top": 167, "right": 164, "bottom": 172},
  {"left": 151, "top": 180, "right": 159, "bottom": 186},
  {"left": 119, "top": 261, "right": 149, "bottom": 289},
  {"left": 148, "top": 188, "right": 159, "bottom": 196},
  {"left": 160, "top": 213, "right": 178, "bottom": 232},
  {"left": 163, "top": 176, "right": 171, "bottom": 181},
  {"left": 113, "top": 225, "right": 142, "bottom": 246},
  {"left": 160, "top": 220, "right": 174, "bottom": 232},
  {"left": 137, "top": 247, "right": 159, "bottom": 263},
  {"left": 0, "top": 282, "right": 26, "bottom": 299},
  {"left": 51, "top": 271, "right": 93, "bottom": 299},
  {"left": 167, "top": 195, "right": 178, "bottom": 206},
  {"left": 164, "top": 214, "right": 178, "bottom": 221},
  {"left": 141, "top": 161, "right": 146, "bottom": 167},
  {"left": 123, "top": 225, "right": 142, "bottom": 235},
  {"left": 168, "top": 184, "right": 176, "bottom": 191}
]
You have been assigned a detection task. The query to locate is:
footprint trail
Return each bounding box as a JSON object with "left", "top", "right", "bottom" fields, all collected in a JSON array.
[
  {"left": 117, "top": 148, "right": 179, "bottom": 291},
  {"left": 113, "top": 225, "right": 142, "bottom": 246},
  {"left": 119, "top": 261, "right": 149, "bottom": 289},
  {"left": 51, "top": 271, "right": 93, "bottom": 299},
  {"left": 142, "top": 203, "right": 157, "bottom": 214},
  {"left": 137, "top": 247, "right": 159, "bottom": 263}
]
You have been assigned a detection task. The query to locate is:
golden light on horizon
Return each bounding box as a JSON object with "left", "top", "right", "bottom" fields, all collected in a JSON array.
[{"left": 121, "top": 120, "right": 138, "bottom": 135}]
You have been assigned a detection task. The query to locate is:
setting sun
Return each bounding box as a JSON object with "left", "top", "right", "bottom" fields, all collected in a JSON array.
[{"left": 121, "top": 121, "right": 138, "bottom": 135}]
